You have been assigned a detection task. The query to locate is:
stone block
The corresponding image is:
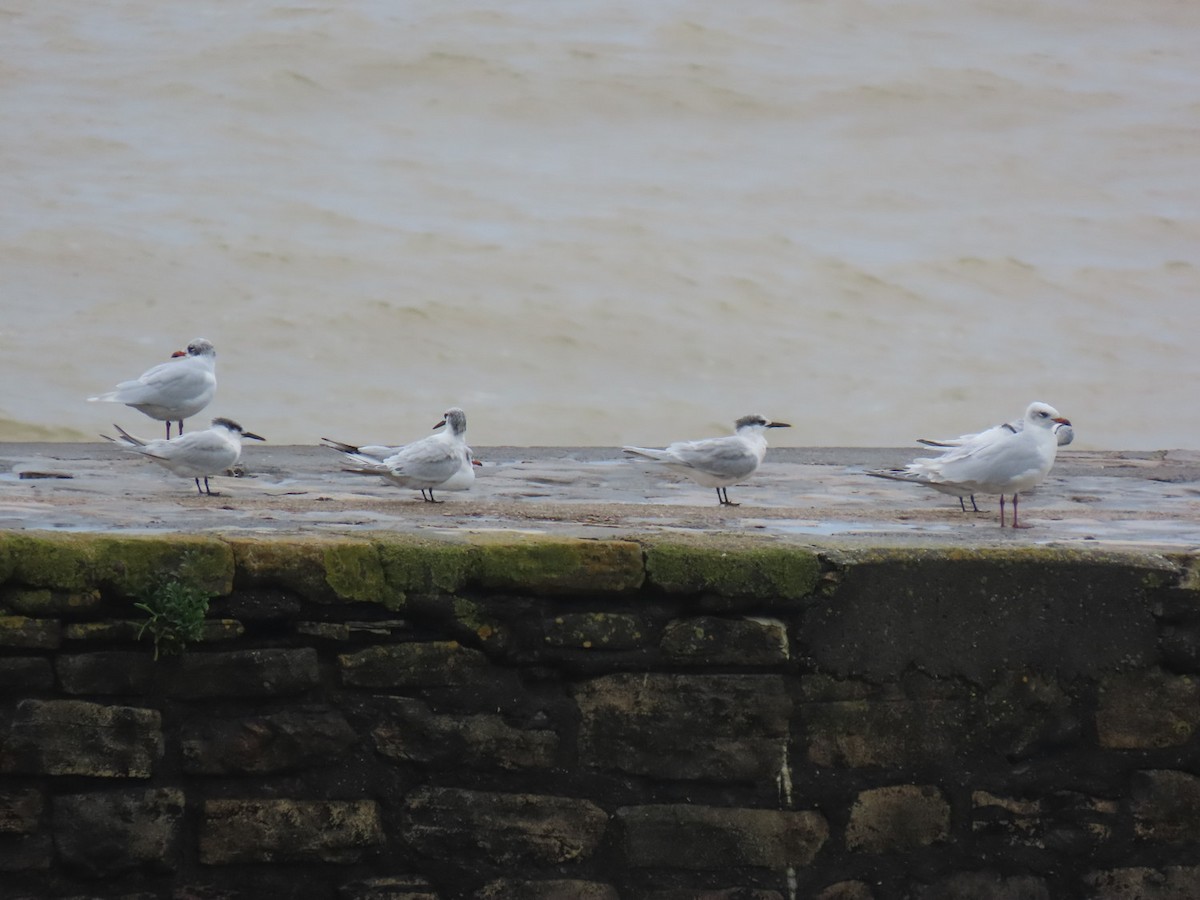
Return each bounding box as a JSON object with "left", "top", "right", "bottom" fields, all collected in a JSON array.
[
  {"left": 970, "top": 790, "right": 1116, "bottom": 852},
  {"left": 372, "top": 697, "right": 557, "bottom": 771},
  {"left": 475, "top": 880, "right": 619, "bottom": 899},
  {"left": 0, "top": 615, "right": 61, "bottom": 649},
  {"left": 1, "top": 532, "right": 233, "bottom": 597},
  {"left": 575, "top": 673, "right": 790, "bottom": 781},
  {"left": 374, "top": 536, "right": 479, "bottom": 594},
  {"left": 340, "top": 875, "right": 440, "bottom": 899},
  {"left": 981, "top": 672, "right": 1081, "bottom": 760},
  {"left": 54, "top": 788, "right": 184, "bottom": 877},
  {"left": 805, "top": 549, "right": 1165, "bottom": 681},
  {"left": 643, "top": 891, "right": 784, "bottom": 900},
  {"left": 804, "top": 698, "right": 969, "bottom": 768},
  {"left": 0, "top": 788, "right": 42, "bottom": 834},
  {"left": 473, "top": 537, "right": 645, "bottom": 594},
  {"left": 182, "top": 708, "right": 358, "bottom": 774},
  {"left": 1132, "top": 770, "right": 1200, "bottom": 843},
  {"left": 0, "top": 833, "right": 52, "bottom": 872},
  {"left": 661, "top": 616, "right": 788, "bottom": 665},
  {"left": 340, "top": 641, "right": 489, "bottom": 689},
  {"left": 1096, "top": 670, "right": 1200, "bottom": 749},
  {"left": 229, "top": 535, "right": 402, "bottom": 607},
  {"left": 644, "top": 540, "right": 820, "bottom": 603},
  {"left": 815, "top": 884, "right": 874, "bottom": 900},
  {"left": 57, "top": 651, "right": 157, "bottom": 694},
  {"left": 1, "top": 699, "right": 161, "bottom": 778},
  {"left": 1, "top": 587, "right": 102, "bottom": 615},
  {"left": 171, "top": 648, "right": 320, "bottom": 698},
  {"left": 0, "top": 657, "right": 53, "bottom": 692},
  {"left": 846, "top": 785, "right": 950, "bottom": 853},
  {"left": 618, "top": 803, "right": 827, "bottom": 868},
  {"left": 401, "top": 787, "right": 606, "bottom": 866},
  {"left": 912, "top": 872, "right": 1051, "bottom": 899},
  {"left": 543, "top": 612, "right": 651, "bottom": 650},
  {"left": 1084, "top": 866, "right": 1200, "bottom": 900},
  {"left": 200, "top": 799, "right": 384, "bottom": 864}
]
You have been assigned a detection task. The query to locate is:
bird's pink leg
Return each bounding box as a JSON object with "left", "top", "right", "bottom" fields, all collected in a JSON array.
[{"left": 1011, "top": 492, "right": 1034, "bottom": 528}]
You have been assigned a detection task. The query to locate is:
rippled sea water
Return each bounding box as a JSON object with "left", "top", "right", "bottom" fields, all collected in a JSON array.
[{"left": 2, "top": 1, "right": 1197, "bottom": 448}]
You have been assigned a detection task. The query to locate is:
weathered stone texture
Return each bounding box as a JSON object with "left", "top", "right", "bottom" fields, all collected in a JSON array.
[
  {"left": 0, "top": 833, "right": 52, "bottom": 872},
  {"left": 660, "top": 616, "right": 789, "bottom": 665},
  {"left": 56, "top": 651, "right": 158, "bottom": 694},
  {"left": 475, "top": 879, "right": 620, "bottom": 899},
  {"left": 815, "top": 883, "right": 874, "bottom": 900},
  {"left": 340, "top": 641, "right": 489, "bottom": 689},
  {"left": 643, "top": 541, "right": 821, "bottom": 602},
  {"left": 1, "top": 699, "right": 161, "bottom": 777},
  {"left": 54, "top": 788, "right": 184, "bottom": 877},
  {"left": 182, "top": 708, "right": 358, "bottom": 774},
  {"left": 173, "top": 648, "right": 321, "bottom": 698},
  {"left": 372, "top": 697, "right": 557, "bottom": 771},
  {"left": 805, "top": 697, "right": 968, "bottom": 768},
  {"left": 575, "top": 673, "right": 790, "bottom": 780},
  {"left": 0, "top": 788, "right": 42, "bottom": 834},
  {"left": 473, "top": 537, "right": 645, "bottom": 594},
  {"left": 0, "top": 656, "right": 53, "bottom": 692},
  {"left": 200, "top": 799, "right": 384, "bottom": 864},
  {"left": 340, "top": 875, "right": 440, "bottom": 900},
  {"left": 1084, "top": 866, "right": 1200, "bottom": 900},
  {"left": 804, "top": 551, "right": 1163, "bottom": 680},
  {"left": 911, "top": 872, "right": 1051, "bottom": 899},
  {"left": 618, "top": 803, "right": 828, "bottom": 868},
  {"left": 1096, "top": 670, "right": 1200, "bottom": 749},
  {"left": 0, "top": 615, "right": 61, "bottom": 649},
  {"left": 1132, "top": 770, "right": 1200, "bottom": 843},
  {"left": 402, "top": 787, "right": 607, "bottom": 866},
  {"left": 543, "top": 612, "right": 650, "bottom": 650},
  {"left": 846, "top": 785, "right": 950, "bottom": 853}
]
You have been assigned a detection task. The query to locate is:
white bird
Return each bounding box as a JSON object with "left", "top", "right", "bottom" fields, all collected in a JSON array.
[
  {"left": 867, "top": 402, "right": 1072, "bottom": 528},
  {"left": 104, "top": 416, "right": 264, "bottom": 496},
  {"left": 326, "top": 407, "right": 475, "bottom": 502},
  {"left": 915, "top": 417, "right": 1075, "bottom": 512},
  {"left": 623, "top": 414, "right": 791, "bottom": 506},
  {"left": 89, "top": 338, "right": 218, "bottom": 439}
]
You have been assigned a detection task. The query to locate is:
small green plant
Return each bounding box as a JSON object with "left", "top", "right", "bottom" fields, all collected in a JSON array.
[{"left": 135, "top": 581, "right": 214, "bottom": 660}]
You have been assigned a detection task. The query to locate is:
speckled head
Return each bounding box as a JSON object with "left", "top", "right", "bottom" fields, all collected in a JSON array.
[{"left": 433, "top": 407, "right": 468, "bottom": 436}]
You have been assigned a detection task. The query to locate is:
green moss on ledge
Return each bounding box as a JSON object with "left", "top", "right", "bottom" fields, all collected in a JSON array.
[
  {"left": 472, "top": 536, "right": 645, "bottom": 595},
  {"left": 374, "top": 537, "right": 479, "bottom": 594},
  {"left": 227, "top": 536, "right": 402, "bottom": 608},
  {"left": 0, "top": 533, "right": 233, "bottom": 598},
  {"left": 642, "top": 538, "right": 821, "bottom": 600}
]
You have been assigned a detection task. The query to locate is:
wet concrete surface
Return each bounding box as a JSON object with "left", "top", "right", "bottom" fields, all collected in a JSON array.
[{"left": 1, "top": 443, "right": 1198, "bottom": 550}]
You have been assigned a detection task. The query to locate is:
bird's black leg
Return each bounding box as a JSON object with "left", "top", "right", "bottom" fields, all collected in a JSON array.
[
  {"left": 958, "top": 497, "right": 967, "bottom": 513},
  {"left": 999, "top": 495, "right": 1006, "bottom": 528},
  {"left": 427, "top": 490, "right": 441, "bottom": 504},
  {"left": 970, "top": 495, "right": 980, "bottom": 513},
  {"left": 166, "top": 422, "right": 173, "bottom": 440},
  {"left": 717, "top": 487, "right": 739, "bottom": 506},
  {"left": 177, "top": 419, "right": 185, "bottom": 436},
  {"left": 194, "top": 477, "right": 203, "bottom": 495}
]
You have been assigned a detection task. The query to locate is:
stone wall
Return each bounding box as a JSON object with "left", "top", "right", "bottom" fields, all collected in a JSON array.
[{"left": 1, "top": 531, "right": 1199, "bottom": 900}]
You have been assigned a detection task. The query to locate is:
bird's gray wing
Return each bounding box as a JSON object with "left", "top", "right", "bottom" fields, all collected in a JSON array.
[{"left": 666, "top": 437, "right": 759, "bottom": 478}]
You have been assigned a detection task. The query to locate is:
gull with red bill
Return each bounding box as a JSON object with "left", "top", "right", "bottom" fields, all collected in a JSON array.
[
  {"left": 89, "top": 338, "right": 217, "bottom": 439},
  {"left": 867, "top": 401, "right": 1073, "bottom": 528}
]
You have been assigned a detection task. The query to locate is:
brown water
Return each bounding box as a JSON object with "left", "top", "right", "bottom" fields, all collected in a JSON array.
[{"left": 2, "top": 1, "right": 1197, "bottom": 448}]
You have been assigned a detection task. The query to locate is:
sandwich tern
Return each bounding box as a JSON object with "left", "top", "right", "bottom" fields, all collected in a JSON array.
[
  {"left": 104, "top": 416, "right": 264, "bottom": 496},
  {"left": 623, "top": 414, "right": 791, "bottom": 506}
]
